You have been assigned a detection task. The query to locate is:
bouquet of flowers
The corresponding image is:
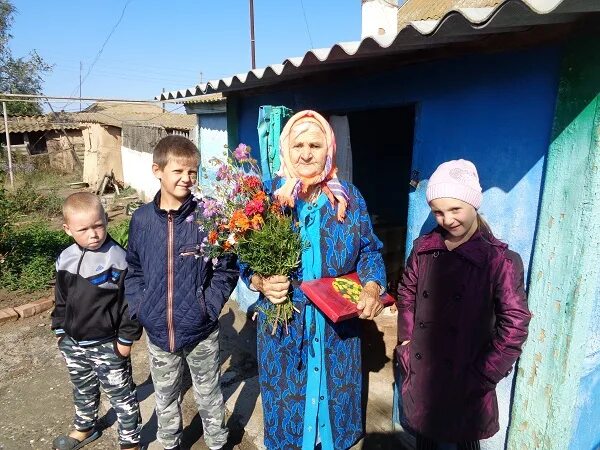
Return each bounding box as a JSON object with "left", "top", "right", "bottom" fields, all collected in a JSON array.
[{"left": 193, "top": 144, "right": 302, "bottom": 334}]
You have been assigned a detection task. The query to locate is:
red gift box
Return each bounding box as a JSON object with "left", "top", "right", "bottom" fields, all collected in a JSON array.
[{"left": 300, "top": 272, "right": 395, "bottom": 323}]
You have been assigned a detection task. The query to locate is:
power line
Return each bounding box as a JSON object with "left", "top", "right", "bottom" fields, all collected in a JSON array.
[
  {"left": 79, "top": 0, "right": 132, "bottom": 88},
  {"left": 64, "top": 0, "right": 132, "bottom": 107},
  {"left": 0, "top": 93, "right": 159, "bottom": 103},
  {"left": 299, "top": 0, "right": 314, "bottom": 49}
]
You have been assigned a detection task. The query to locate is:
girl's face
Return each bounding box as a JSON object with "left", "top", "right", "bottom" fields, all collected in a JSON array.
[
  {"left": 429, "top": 198, "right": 478, "bottom": 242},
  {"left": 289, "top": 123, "right": 328, "bottom": 179}
]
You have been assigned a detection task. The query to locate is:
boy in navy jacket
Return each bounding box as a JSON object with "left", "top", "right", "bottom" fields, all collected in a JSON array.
[
  {"left": 125, "top": 136, "right": 238, "bottom": 450},
  {"left": 52, "top": 192, "right": 142, "bottom": 450}
]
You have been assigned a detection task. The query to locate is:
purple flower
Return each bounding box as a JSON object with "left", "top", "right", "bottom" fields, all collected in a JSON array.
[
  {"left": 212, "top": 257, "right": 219, "bottom": 266},
  {"left": 216, "top": 164, "right": 230, "bottom": 181},
  {"left": 185, "top": 214, "right": 194, "bottom": 223},
  {"left": 233, "top": 143, "right": 249, "bottom": 161},
  {"left": 201, "top": 199, "right": 219, "bottom": 218}
]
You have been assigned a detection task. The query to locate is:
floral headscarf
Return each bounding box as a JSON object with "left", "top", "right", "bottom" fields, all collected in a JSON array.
[{"left": 274, "top": 110, "right": 349, "bottom": 221}]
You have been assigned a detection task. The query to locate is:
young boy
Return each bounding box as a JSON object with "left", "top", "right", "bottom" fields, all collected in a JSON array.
[
  {"left": 125, "top": 135, "right": 238, "bottom": 450},
  {"left": 51, "top": 192, "right": 142, "bottom": 450}
]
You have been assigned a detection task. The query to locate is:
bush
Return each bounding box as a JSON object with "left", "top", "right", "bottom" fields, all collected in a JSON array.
[
  {"left": 5, "top": 182, "right": 63, "bottom": 217},
  {"left": 0, "top": 224, "right": 71, "bottom": 292},
  {"left": 108, "top": 218, "right": 130, "bottom": 248},
  {"left": 0, "top": 187, "right": 12, "bottom": 243}
]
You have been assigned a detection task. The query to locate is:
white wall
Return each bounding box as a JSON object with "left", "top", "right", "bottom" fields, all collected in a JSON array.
[
  {"left": 361, "top": 0, "right": 398, "bottom": 40},
  {"left": 121, "top": 145, "right": 159, "bottom": 202}
]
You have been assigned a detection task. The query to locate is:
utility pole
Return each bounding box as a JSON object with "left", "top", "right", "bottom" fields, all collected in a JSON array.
[
  {"left": 2, "top": 102, "right": 14, "bottom": 188},
  {"left": 79, "top": 61, "right": 82, "bottom": 111},
  {"left": 249, "top": 0, "right": 256, "bottom": 69}
]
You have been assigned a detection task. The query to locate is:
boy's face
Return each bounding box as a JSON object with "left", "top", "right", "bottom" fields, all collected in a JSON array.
[
  {"left": 63, "top": 208, "right": 108, "bottom": 250},
  {"left": 152, "top": 157, "right": 198, "bottom": 203}
]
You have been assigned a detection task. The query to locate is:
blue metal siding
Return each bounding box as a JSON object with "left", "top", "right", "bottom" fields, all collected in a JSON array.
[
  {"left": 198, "top": 113, "right": 227, "bottom": 195},
  {"left": 233, "top": 46, "right": 562, "bottom": 449},
  {"left": 569, "top": 283, "right": 600, "bottom": 450},
  {"left": 236, "top": 46, "right": 561, "bottom": 271}
]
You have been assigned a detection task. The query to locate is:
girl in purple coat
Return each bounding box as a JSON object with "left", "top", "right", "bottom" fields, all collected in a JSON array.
[{"left": 396, "top": 159, "right": 531, "bottom": 450}]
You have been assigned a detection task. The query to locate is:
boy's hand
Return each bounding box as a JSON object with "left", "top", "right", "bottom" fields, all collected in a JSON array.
[{"left": 116, "top": 342, "right": 131, "bottom": 358}]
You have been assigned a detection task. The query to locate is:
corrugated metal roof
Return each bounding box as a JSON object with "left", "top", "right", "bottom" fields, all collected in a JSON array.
[
  {"left": 0, "top": 115, "right": 81, "bottom": 133},
  {"left": 159, "top": 0, "right": 598, "bottom": 100}
]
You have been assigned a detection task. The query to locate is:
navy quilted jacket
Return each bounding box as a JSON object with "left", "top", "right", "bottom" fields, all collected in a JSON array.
[{"left": 124, "top": 192, "right": 238, "bottom": 352}]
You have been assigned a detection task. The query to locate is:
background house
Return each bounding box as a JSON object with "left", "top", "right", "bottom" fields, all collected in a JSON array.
[
  {"left": 74, "top": 102, "right": 196, "bottom": 192},
  {"left": 0, "top": 115, "right": 85, "bottom": 172},
  {"left": 1, "top": 102, "right": 196, "bottom": 195},
  {"left": 160, "top": 0, "right": 600, "bottom": 448}
]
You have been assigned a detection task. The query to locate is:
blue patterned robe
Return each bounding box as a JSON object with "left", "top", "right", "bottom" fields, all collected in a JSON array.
[{"left": 252, "top": 181, "right": 386, "bottom": 449}]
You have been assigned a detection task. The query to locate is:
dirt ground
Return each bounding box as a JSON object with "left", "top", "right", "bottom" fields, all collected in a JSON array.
[
  {"left": 0, "top": 289, "right": 52, "bottom": 310},
  {"left": 0, "top": 308, "right": 259, "bottom": 450}
]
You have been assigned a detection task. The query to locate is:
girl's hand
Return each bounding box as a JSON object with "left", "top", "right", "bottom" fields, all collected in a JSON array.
[
  {"left": 357, "top": 281, "right": 384, "bottom": 320},
  {"left": 251, "top": 274, "right": 290, "bottom": 304}
]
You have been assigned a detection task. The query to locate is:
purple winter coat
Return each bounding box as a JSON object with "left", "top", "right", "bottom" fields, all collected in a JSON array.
[{"left": 396, "top": 228, "right": 531, "bottom": 442}]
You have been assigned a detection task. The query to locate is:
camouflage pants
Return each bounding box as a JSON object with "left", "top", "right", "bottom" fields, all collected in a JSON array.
[
  {"left": 58, "top": 336, "right": 141, "bottom": 446},
  {"left": 146, "top": 329, "right": 227, "bottom": 450}
]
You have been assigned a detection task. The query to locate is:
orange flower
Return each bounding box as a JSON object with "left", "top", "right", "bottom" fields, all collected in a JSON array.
[
  {"left": 223, "top": 240, "right": 233, "bottom": 251},
  {"left": 208, "top": 230, "right": 218, "bottom": 244},
  {"left": 230, "top": 209, "right": 250, "bottom": 231},
  {"left": 244, "top": 175, "right": 262, "bottom": 191},
  {"left": 253, "top": 191, "right": 266, "bottom": 203},
  {"left": 270, "top": 201, "right": 284, "bottom": 216},
  {"left": 251, "top": 214, "right": 264, "bottom": 230}
]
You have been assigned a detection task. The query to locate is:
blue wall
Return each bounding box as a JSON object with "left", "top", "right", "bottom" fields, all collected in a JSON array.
[
  {"left": 198, "top": 113, "right": 227, "bottom": 196},
  {"left": 569, "top": 282, "right": 600, "bottom": 450},
  {"left": 236, "top": 47, "right": 560, "bottom": 271},
  {"left": 232, "top": 46, "right": 562, "bottom": 449}
]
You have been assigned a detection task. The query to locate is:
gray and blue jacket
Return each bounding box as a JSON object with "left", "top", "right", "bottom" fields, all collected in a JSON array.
[{"left": 51, "top": 236, "right": 142, "bottom": 346}]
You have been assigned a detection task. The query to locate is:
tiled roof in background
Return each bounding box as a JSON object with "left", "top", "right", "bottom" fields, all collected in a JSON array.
[
  {"left": 397, "top": 0, "right": 503, "bottom": 29},
  {"left": 1, "top": 102, "right": 196, "bottom": 133},
  {"left": 0, "top": 115, "right": 80, "bottom": 133},
  {"left": 73, "top": 102, "right": 196, "bottom": 130},
  {"left": 180, "top": 93, "right": 225, "bottom": 104}
]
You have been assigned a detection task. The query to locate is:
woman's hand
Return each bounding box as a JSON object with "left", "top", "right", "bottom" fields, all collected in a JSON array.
[
  {"left": 356, "top": 281, "right": 384, "bottom": 320},
  {"left": 251, "top": 274, "right": 290, "bottom": 305}
]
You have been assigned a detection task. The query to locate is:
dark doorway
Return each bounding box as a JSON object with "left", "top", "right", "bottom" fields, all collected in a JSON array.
[{"left": 348, "top": 105, "right": 415, "bottom": 287}]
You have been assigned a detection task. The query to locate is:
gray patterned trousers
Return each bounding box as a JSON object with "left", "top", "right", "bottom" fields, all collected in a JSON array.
[
  {"left": 146, "top": 328, "right": 227, "bottom": 450},
  {"left": 58, "top": 336, "right": 141, "bottom": 446}
]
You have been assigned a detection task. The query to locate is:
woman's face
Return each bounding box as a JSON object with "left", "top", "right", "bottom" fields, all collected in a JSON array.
[{"left": 289, "top": 123, "right": 328, "bottom": 179}]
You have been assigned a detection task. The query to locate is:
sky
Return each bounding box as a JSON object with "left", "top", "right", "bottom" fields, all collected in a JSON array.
[{"left": 9, "top": 1, "right": 363, "bottom": 112}]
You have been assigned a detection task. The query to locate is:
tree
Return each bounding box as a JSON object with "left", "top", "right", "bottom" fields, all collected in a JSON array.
[{"left": 0, "top": 0, "right": 51, "bottom": 116}]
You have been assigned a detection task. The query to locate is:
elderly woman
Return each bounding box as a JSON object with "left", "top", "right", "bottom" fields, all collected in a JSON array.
[{"left": 249, "top": 110, "right": 387, "bottom": 450}]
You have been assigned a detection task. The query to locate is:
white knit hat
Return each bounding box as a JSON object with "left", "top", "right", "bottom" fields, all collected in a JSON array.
[{"left": 426, "top": 159, "right": 483, "bottom": 209}]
